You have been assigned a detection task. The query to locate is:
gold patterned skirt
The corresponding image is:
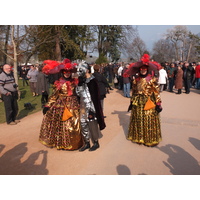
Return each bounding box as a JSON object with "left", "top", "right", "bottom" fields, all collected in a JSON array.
[
  {"left": 127, "top": 95, "right": 162, "bottom": 147},
  {"left": 39, "top": 96, "right": 83, "bottom": 150}
]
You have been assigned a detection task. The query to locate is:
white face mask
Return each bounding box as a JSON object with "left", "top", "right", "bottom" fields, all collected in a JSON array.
[{"left": 77, "top": 63, "right": 88, "bottom": 77}]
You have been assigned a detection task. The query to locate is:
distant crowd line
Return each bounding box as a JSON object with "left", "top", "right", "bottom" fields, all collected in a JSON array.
[
  {"left": 1, "top": 60, "right": 200, "bottom": 103},
  {"left": 96, "top": 60, "right": 200, "bottom": 96}
]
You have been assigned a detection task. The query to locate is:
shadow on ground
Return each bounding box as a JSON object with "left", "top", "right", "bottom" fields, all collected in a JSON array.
[
  {"left": 188, "top": 137, "right": 200, "bottom": 151},
  {"left": 156, "top": 144, "right": 200, "bottom": 175},
  {"left": 116, "top": 164, "right": 131, "bottom": 175},
  {"left": 0, "top": 143, "right": 49, "bottom": 175},
  {"left": 111, "top": 110, "right": 130, "bottom": 138},
  {"left": 17, "top": 104, "right": 37, "bottom": 120}
]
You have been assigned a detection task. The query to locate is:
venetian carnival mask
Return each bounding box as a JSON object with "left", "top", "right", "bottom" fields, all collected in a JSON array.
[{"left": 76, "top": 62, "right": 89, "bottom": 77}]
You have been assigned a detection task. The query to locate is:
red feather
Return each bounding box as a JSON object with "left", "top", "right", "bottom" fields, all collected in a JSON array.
[
  {"left": 141, "top": 54, "right": 150, "bottom": 63},
  {"left": 63, "top": 58, "right": 71, "bottom": 64},
  {"left": 42, "top": 59, "right": 76, "bottom": 74},
  {"left": 42, "top": 60, "right": 60, "bottom": 74},
  {"left": 64, "top": 63, "right": 73, "bottom": 70}
]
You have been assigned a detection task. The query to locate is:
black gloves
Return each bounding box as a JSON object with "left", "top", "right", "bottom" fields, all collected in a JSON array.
[
  {"left": 78, "top": 76, "right": 85, "bottom": 86},
  {"left": 42, "top": 91, "right": 48, "bottom": 96},
  {"left": 155, "top": 104, "right": 162, "bottom": 113},
  {"left": 43, "top": 106, "right": 50, "bottom": 115},
  {"left": 127, "top": 102, "right": 133, "bottom": 112},
  {"left": 88, "top": 111, "right": 96, "bottom": 120}
]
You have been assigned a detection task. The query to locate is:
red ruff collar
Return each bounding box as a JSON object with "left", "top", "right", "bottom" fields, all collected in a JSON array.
[{"left": 54, "top": 78, "right": 78, "bottom": 96}]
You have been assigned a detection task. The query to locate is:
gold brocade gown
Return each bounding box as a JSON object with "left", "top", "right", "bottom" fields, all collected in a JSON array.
[
  {"left": 127, "top": 75, "right": 162, "bottom": 147},
  {"left": 39, "top": 78, "right": 83, "bottom": 150}
]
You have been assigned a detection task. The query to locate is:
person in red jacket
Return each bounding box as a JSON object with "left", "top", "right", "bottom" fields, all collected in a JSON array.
[{"left": 195, "top": 62, "right": 200, "bottom": 89}]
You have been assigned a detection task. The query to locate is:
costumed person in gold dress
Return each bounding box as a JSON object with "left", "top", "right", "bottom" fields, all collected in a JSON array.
[
  {"left": 39, "top": 59, "right": 83, "bottom": 150},
  {"left": 126, "top": 54, "right": 162, "bottom": 147}
]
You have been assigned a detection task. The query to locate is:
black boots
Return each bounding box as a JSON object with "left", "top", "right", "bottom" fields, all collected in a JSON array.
[
  {"left": 79, "top": 141, "right": 100, "bottom": 152},
  {"left": 176, "top": 89, "right": 182, "bottom": 94},
  {"left": 79, "top": 142, "right": 90, "bottom": 152},
  {"left": 89, "top": 140, "right": 100, "bottom": 151}
]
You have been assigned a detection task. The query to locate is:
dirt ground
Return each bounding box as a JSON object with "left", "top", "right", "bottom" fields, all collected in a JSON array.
[{"left": 0, "top": 88, "right": 200, "bottom": 175}]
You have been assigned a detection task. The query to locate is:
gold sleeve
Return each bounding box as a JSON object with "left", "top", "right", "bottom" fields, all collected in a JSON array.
[
  {"left": 45, "top": 86, "right": 60, "bottom": 107},
  {"left": 132, "top": 79, "right": 137, "bottom": 94},
  {"left": 151, "top": 77, "right": 161, "bottom": 103}
]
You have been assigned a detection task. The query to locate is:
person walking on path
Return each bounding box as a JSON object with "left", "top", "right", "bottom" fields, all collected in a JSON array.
[
  {"left": 27, "top": 65, "right": 39, "bottom": 96},
  {"left": 158, "top": 65, "right": 168, "bottom": 92},
  {"left": 39, "top": 59, "right": 83, "bottom": 150},
  {"left": 0, "top": 64, "right": 20, "bottom": 125},
  {"left": 174, "top": 65, "right": 183, "bottom": 94},
  {"left": 36, "top": 66, "right": 50, "bottom": 108},
  {"left": 125, "top": 54, "right": 162, "bottom": 147}
]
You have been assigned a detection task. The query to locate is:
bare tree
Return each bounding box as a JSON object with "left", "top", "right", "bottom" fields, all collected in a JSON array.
[
  {"left": 165, "top": 25, "right": 188, "bottom": 61},
  {"left": 184, "top": 32, "right": 200, "bottom": 61},
  {"left": 153, "top": 26, "right": 200, "bottom": 63},
  {"left": 90, "top": 25, "right": 138, "bottom": 62},
  {"left": 125, "top": 31, "right": 147, "bottom": 62},
  {"left": 152, "top": 39, "right": 175, "bottom": 63}
]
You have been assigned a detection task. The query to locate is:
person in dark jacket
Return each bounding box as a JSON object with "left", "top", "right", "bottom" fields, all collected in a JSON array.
[
  {"left": 36, "top": 66, "right": 50, "bottom": 107},
  {"left": 21, "top": 66, "right": 29, "bottom": 86},
  {"left": 93, "top": 64, "right": 110, "bottom": 112},
  {"left": 182, "top": 62, "right": 195, "bottom": 94},
  {"left": 167, "top": 63, "right": 176, "bottom": 92}
]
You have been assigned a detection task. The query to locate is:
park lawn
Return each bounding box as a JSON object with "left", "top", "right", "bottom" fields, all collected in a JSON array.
[{"left": 0, "top": 79, "right": 52, "bottom": 124}]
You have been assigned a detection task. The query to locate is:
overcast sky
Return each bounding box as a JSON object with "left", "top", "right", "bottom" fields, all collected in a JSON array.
[{"left": 137, "top": 25, "right": 200, "bottom": 51}]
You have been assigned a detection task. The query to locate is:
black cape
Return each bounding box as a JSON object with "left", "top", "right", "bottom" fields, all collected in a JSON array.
[{"left": 87, "top": 78, "right": 106, "bottom": 131}]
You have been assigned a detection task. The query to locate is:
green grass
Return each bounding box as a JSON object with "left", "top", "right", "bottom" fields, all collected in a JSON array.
[{"left": 0, "top": 79, "right": 52, "bottom": 124}]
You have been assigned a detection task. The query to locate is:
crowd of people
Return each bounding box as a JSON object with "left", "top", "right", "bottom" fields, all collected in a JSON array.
[
  {"left": 158, "top": 61, "right": 200, "bottom": 94},
  {"left": 97, "top": 60, "right": 200, "bottom": 96},
  {"left": 0, "top": 56, "right": 200, "bottom": 150}
]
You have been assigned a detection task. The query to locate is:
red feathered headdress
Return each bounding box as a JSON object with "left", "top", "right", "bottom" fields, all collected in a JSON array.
[
  {"left": 124, "top": 54, "right": 161, "bottom": 77},
  {"left": 42, "top": 59, "right": 77, "bottom": 75}
]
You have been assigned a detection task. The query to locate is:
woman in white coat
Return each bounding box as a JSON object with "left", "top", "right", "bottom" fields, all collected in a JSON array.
[{"left": 158, "top": 66, "right": 168, "bottom": 92}]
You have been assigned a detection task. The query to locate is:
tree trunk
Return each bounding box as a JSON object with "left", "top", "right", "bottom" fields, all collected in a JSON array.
[
  {"left": 175, "top": 44, "right": 179, "bottom": 61},
  {"left": 186, "top": 43, "right": 192, "bottom": 62},
  {"left": 3, "top": 25, "right": 11, "bottom": 64},
  {"left": 11, "top": 26, "right": 18, "bottom": 86},
  {"left": 55, "top": 26, "right": 62, "bottom": 61}
]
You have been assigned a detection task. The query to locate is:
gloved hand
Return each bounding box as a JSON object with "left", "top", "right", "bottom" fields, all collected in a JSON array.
[
  {"left": 88, "top": 111, "right": 96, "bottom": 120},
  {"left": 43, "top": 106, "right": 50, "bottom": 115},
  {"left": 155, "top": 104, "right": 162, "bottom": 113},
  {"left": 78, "top": 76, "right": 85, "bottom": 86},
  {"left": 42, "top": 91, "right": 48, "bottom": 96},
  {"left": 127, "top": 102, "right": 133, "bottom": 112}
]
